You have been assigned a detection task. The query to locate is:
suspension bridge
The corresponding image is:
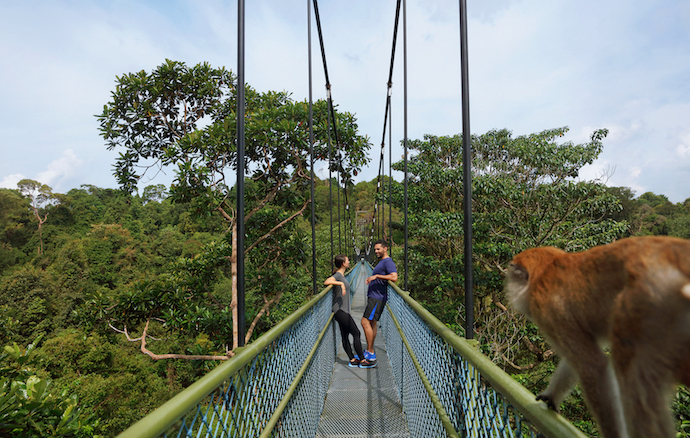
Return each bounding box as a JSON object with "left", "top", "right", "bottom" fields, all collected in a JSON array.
[
  {"left": 112, "top": 0, "right": 591, "bottom": 436},
  {"left": 117, "top": 260, "right": 585, "bottom": 438}
]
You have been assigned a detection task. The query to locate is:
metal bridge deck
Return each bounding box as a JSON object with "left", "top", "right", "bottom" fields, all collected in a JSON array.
[{"left": 315, "top": 264, "right": 410, "bottom": 438}]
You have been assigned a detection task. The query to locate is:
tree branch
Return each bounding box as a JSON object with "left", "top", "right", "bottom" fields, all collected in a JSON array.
[
  {"left": 244, "top": 198, "right": 310, "bottom": 254},
  {"left": 111, "top": 321, "right": 230, "bottom": 361},
  {"left": 245, "top": 291, "right": 284, "bottom": 344},
  {"left": 501, "top": 353, "right": 537, "bottom": 372}
]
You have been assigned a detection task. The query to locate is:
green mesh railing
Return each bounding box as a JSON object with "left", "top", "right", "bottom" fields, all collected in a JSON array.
[
  {"left": 118, "top": 259, "right": 585, "bottom": 438},
  {"left": 117, "top": 263, "right": 362, "bottom": 438},
  {"left": 381, "top": 279, "right": 587, "bottom": 438}
]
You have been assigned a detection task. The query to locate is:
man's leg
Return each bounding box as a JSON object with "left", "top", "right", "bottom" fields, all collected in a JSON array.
[
  {"left": 361, "top": 316, "right": 375, "bottom": 354},
  {"left": 370, "top": 319, "right": 377, "bottom": 349}
]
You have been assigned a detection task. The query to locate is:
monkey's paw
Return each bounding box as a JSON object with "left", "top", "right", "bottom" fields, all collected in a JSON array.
[{"left": 536, "top": 394, "right": 559, "bottom": 412}]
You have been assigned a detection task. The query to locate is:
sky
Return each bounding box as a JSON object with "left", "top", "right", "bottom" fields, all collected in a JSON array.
[{"left": 1, "top": 0, "right": 689, "bottom": 202}]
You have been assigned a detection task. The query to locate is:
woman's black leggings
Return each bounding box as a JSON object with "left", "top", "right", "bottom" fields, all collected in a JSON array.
[{"left": 334, "top": 310, "right": 364, "bottom": 361}]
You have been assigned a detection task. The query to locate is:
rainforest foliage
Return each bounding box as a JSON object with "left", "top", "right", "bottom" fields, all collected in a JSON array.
[{"left": 3, "top": 149, "right": 689, "bottom": 436}]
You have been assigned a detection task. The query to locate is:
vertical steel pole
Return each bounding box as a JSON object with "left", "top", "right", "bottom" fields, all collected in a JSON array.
[
  {"left": 403, "top": 0, "right": 408, "bottom": 290},
  {"left": 236, "top": 0, "right": 246, "bottom": 346},
  {"left": 308, "top": 0, "right": 317, "bottom": 294},
  {"left": 459, "top": 0, "right": 473, "bottom": 339},
  {"left": 327, "top": 100, "right": 334, "bottom": 268},
  {"left": 388, "top": 96, "right": 393, "bottom": 244}
]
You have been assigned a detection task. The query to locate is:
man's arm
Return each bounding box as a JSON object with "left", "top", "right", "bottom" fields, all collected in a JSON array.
[{"left": 369, "top": 272, "right": 397, "bottom": 283}]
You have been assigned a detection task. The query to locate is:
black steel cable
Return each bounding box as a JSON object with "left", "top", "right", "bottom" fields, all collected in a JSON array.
[
  {"left": 236, "top": 0, "right": 246, "bottom": 346},
  {"left": 313, "top": 0, "right": 357, "bottom": 258},
  {"left": 365, "top": 0, "right": 402, "bottom": 257},
  {"left": 327, "top": 97, "right": 335, "bottom": 267},
  {"left": 458, "top": 0, "right": 474, "bottom": 339},
  {"left": 403, "top": 0, "right": 408, "bottom": 291},
  {"left": 308, "top": 0, "right": 317, "bottom": 295}
]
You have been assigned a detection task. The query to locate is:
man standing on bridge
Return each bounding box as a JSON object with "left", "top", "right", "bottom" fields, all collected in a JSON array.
[{"left": 360, "top": 239, "right": 398, "bottom": 368}]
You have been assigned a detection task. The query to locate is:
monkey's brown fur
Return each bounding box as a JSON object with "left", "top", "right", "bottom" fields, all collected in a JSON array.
[{"left": 506, "top": 236, "right": 690, "bottom": 438}]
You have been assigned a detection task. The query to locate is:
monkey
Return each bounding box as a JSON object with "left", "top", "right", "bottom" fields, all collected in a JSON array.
[{"left": 504, "top": 236, "right": 690, "bottom": 438}]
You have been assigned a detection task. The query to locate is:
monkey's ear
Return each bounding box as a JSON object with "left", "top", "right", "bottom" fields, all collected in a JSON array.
[{"left": 508, "top": 263, "right": 529, "bottom": 282}]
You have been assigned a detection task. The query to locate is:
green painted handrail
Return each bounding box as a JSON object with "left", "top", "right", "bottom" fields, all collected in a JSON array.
[
  {"left": 117, "top": 285, "right": 334, "bottom": 438},
  {"left": 387, "top": 281, "right": 587, "bottom": 438}
]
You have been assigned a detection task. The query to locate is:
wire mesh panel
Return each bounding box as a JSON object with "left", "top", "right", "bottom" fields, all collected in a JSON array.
[
  {"left": 158, "top": 294, "right": 335, "bottom": 438},
  {"left": 382, "top": 287, "right": 548, "bottom": 438},
  {"left": 116, "top": 285, "right": 338, "bottom": 438},
  {"left": 381, "top": 310, "right": 448, "bottom": 437},
  {"left": 273, "top": 319, "right": 337, "bottom": 437}
]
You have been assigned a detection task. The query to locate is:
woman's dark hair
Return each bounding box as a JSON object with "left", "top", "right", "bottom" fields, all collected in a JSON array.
[{"left": 334, "top": 254, "right": 347, "bottom": 268}]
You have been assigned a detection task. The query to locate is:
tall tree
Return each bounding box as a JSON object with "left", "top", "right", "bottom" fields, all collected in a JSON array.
[
  {"left": 97, "top": 60, "right": 370, "bottom": 355},
  {"left": 17, "top": 179, "right": 59, "bottom": 255}
]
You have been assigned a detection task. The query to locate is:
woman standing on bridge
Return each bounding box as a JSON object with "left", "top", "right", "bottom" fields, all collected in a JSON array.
[{"left": 324, "top": 255, "right": 365, "bottom": 368}]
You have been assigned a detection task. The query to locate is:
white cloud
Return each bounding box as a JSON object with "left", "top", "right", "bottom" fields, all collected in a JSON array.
[
  {"left": 676, "top": 132, "right": 690, "bottom": 158},
  {"left": 36, "top": 149, "right": 84, "bottom": 189},
  {"left": 0, "top": 174, "right": 25, "bottom": 190}
]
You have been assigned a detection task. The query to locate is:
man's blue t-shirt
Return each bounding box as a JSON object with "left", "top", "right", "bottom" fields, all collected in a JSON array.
[{"left": 367, "top": 257, "right": 397, "bottom": 301}]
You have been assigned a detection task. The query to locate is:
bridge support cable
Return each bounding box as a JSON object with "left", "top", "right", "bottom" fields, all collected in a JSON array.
[
  {"left": 323, "top": 102, "right": 340, "bottom": 257},
  {"left": 389, "top": 99, "right": 393, "bottom": 243},
  {"left": 458, "top": 0, "right": 474, "bottom": 339},
  {"left": 365, "top": 0, "right": 402, "bottom": 258},
  {"left": 403, "top": 0, "right": 409, "bottom": 291},
  {"left": 308, "top": 0, "right": 317, "bottom": 296},
  {"left": 236, "top": 0, "right": 246, "bottom": 346},
  {"left": 312, "top": 0, "right": 359, "bottom": 260},
  {"left": 386, "top": 0, "right": 402, "bottom": 248},
  {"left": 327, "top": 105, "right": 335, "bottom": 267}
]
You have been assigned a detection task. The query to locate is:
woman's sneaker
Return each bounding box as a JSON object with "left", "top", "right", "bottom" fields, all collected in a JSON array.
[{"left": 348, "top": 357, "right": 361, "bottom": 368}]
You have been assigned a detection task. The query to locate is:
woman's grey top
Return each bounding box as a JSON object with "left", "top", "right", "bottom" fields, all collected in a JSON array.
[{"left": 331, "top": 271, "right": 351, "bottom": 314}]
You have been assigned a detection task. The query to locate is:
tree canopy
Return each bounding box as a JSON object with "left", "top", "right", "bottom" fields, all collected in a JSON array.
[
  {"left": 98, "top": 59, "right": 370, "bottom": 221},
  {"left": 389, "top": 127, "right": 628, "bottom": 346},
  {"left": 96, "top": 59, "right": 372, "bottom": 354}
]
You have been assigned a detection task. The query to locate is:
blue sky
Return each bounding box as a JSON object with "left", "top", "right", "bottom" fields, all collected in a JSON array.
[{"left": 1, "top": 0, "right": 689, "bottom": 202}]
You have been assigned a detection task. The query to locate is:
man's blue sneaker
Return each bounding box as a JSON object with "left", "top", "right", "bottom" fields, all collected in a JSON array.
[
  {"left": 359, "top": 358, "right": 377, "bottom": 368},
  {"left": 364, "top": 350, "right": 376, "bottom": 361}
]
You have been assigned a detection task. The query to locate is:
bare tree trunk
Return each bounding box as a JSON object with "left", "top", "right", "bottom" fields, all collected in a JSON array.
[
  {"left": 31, "top": 208, "right": 48, "bottom": 256},
  {"left": 231, "top": 221, "right": 239, "bottom": 350}
]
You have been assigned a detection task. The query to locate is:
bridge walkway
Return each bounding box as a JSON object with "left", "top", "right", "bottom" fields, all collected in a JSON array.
[{"left": 315, "top": 263, "right": 409, "bottom": 438}]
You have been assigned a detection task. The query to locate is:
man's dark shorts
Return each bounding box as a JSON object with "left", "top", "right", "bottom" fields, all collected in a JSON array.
[{"left": 363, "top": 297, "right": 385, "bottom": 322}]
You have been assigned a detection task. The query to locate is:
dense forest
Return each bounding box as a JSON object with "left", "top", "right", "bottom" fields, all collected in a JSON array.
[
  {"left": 3, "top": 60, "right": 690, "bottom": 436},
  {"left": 3, "top": 172, "right": 689, "bottom": 437}
]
